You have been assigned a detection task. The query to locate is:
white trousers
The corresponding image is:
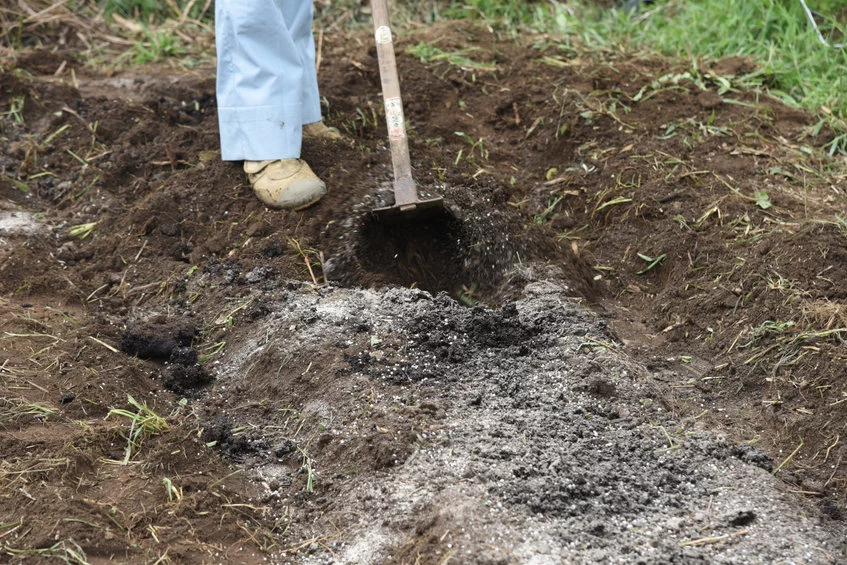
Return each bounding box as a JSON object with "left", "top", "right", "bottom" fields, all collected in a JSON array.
[{"left": 215, "top": 0, "right": 321, "bottom": 161}]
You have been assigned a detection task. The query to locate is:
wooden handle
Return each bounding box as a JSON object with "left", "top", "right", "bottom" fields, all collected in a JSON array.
[{"left": 370, "top": 0, "right": 418, "bottom": 207}]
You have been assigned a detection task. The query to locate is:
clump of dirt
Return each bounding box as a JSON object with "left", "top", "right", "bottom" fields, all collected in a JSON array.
[
  {"left": 120, "top": 319, "right": 198, "bottom": 359},
  {"left": 120, "top": 320, "right": 212, "bottom": 394},
  {"left": 2, "top": 15, "right": 847, "bottom": 564},
  {"left": 162, "top": 349, "right": 213, "bottom": 395}
]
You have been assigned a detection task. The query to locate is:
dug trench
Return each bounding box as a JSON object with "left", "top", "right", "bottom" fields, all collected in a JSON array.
[{"left": 1, "top": 20, "right": 847, "bottom": 564}]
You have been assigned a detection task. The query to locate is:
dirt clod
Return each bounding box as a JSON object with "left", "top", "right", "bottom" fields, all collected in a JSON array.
[{"left": 120, "top": 320, "right": 198, "bottom": 360}]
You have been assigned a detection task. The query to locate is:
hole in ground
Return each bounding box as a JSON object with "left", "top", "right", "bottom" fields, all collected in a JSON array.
[
  {"left": 324, "top": 205, "right": 515, "bottom": 305},
  {"left": 324, "top": 194, "right": 592, "bottom": 306},
  {"left": 355, "top": 212, "right": 476, "bottom": 299}
]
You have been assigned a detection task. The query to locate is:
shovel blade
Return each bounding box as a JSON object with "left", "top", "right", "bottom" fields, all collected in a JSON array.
[{"left": 371, "top": 195, "right": 449, "bottom": 222}]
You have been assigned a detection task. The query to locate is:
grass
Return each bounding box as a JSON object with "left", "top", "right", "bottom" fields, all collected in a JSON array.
[
  {"left": 440, "top": 0, "right": 551, "bottom": 31},
  {"left": 0, "top": 398, "right": 59, "bottom": 425},
  {"left": 101, "top": 0, "right": 213, "bottom": 24},
  {"left": 1, "top": 538, "right": 90, "bottom": 565},
  {"left": 1, "top": 96, "right": 25, "bottom": 125},
  {"left": 106, "top": 395, "right": 170, "bottom": 464},
  {"left": 288, "top": 238, "right": 325, "bottom": 287},
  {"left": 636, "top": 252, "right": 666, "bottom": 274},
  {"left": 297, "top": 447, "right": 316, "bottom": 493},
  {"left": 548, "top": 1, "right": 847, "bottom": 153},
  {"left": 0, "top": 1, "right": 211, "bottom": 67},
  {"left": 162, "top": 477, "right": 183, "bottom": 502},
  {"left": 68, "top": 222, "right": 97, "bottom": 239},
  {"left": 132, "top": 28, "right": 186, "bottom": 63},
  {"left": 773, "top": 437, "right": 805, "bottom": 475},
  {"left": 406, "top": 43, "right": 497, "bottom": 72},
  {"left": 365, "top": 0, "right": 847, "bottom": 153}
]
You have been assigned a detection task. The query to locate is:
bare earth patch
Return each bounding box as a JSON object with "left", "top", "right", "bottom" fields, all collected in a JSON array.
[{"left": 1, "top": 19, "right": 846, "bottom": 564}]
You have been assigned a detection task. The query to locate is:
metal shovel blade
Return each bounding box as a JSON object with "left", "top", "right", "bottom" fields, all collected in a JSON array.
[
  {"left": 371, "top": 195, "right": 446, "bottom": 220},
  {"left": 371, "top": 177, "right": 447, "bottom": 221}
]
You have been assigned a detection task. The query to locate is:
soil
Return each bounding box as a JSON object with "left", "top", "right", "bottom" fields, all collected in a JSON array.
[{"left": 2, "top": 16, "right": 847, "bottom": 565}]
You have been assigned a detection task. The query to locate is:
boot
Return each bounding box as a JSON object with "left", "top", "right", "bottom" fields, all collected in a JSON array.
[
  {"left": 244, "top": 159, "right": 326, "bottom": 210},
  {"left": 303, "top": 121, "right": 343, "bottom": 141}
]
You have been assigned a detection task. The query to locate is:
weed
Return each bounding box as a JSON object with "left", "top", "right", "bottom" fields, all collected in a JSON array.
[
  {"left": 442, "top": 0, "right": 552, "bottom": 31},
  {"left": 457, "top": 282, "right": 481, "bottom": 306},
  {"left": 1, "top": 96, "right": 25, "bottom": 126},
  {"left": 656, "top": 425, "right": 682, "bottom": 453},
  {"left": 738, "top": 320, "right": 796, "bottom": 349},
  {"left": 557, "top": 223, "right": 589, "bottom": 241},
  {"left": 297, "top": 446, "right": 315, "bottom": 493},
  {"left": 133, "top": 28, "right": 185, "bottom": 64},
  {"left": 754, "top": 190, "right": 772, "bottom": 209},
  {"left": 106, "top": 395, "right": 170, "bottom": 464},
  {"left": 67, "top": 222, "right": 97, "bottom": 239},
  {"left": 351, "top": 105, "right": 379, "bottom": 137},
  {"left": 773, "top": 437, "right": 805, "bottom": 475},
  {"left": 102, "top": 0, "right": 211, "bottom": 23},
  {"left": 66, "top": 149, "right": 88, "bottom": 166},
  {"left": 407, "top": 43, "right": 497, "bottom": 72},
  {"left": 88, "top": 335, "right": 119, "bottom": 353},
  {"left": 211, "top": 297, "right": 254, "bottom": 327},
  {"left": 162, "top": 477, "right": 183, "bottom": 502},
  {"left": 40, "top": 124, "right": 71, "bottom": 149},
  {"left": 534, "top": 194, "right": 566, "bottom": 225},
  {"left": 199, "top": 341, "right": 226, "bottom": 364},
  {"left": 0, "top": 398, "right": 58, "bottom": 424},
  {"left": 454, "top": 131, "right": 489, "bottom": 168},
  {"left": 2, "top": 175, "right": 31, "bottom": 193},
  {"left": 288, "top": 238, "right": 325, "bottom": 287},
  {"left": 1, "top": 538, "right": 90, "bottom": 564},
  {"left": 636, "top": 252, "right": 666, "bottom": 274},
  {"left": 594, "top": 197, "right": 634, "bottom": 222}
]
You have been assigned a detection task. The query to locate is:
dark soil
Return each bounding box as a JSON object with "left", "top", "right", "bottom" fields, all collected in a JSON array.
[{"left": 2, "top": 16, "right": 847, "bottom": 564}]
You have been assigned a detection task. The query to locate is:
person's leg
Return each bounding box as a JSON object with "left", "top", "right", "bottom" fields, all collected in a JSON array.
[
  {"left": 280, "top": 1, "right": 342, "bottom": 140},
  {"left": 215, "top": 0, "right": 326, "bottom": 209},
  {"left": 216, "top": 0, "right": 307, "bottom": 161},
  {"left": 279, "top": 0, "right": 321, "bottom": 128}
]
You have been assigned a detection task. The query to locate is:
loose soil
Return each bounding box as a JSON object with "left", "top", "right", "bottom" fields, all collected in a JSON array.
[{"left": 2, "top": 16, "right": 847, "bottom": 565}]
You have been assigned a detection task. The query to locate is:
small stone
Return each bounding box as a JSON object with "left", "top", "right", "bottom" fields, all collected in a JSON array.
[
  {"left": 246, "top": 266, "right": 273, "bottom": 283},
  {"left": 56, "top": 241, "right": 77, "bottom": 261},
  {"left": 665, "top": 516, "right": 684, "bottom": 530},
  {"left": 159, "top": 222, "right": 179, "bottom": 236},
  {"left": 727, "top": 510, "right": 756, "bottom": 527}
]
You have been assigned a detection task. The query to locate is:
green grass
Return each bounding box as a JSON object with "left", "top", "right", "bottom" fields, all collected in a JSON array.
[
  {"left": 440, "top": 0, "right": 552, "bottom": 30},
  {"left": 549, "top": 1, "right": 847, "bottom": 153},
  {"left": 106, "top": 395, "right": 170, "bottom": 464},
  {"left": 1, "top": 96, "right": 25, "bottom": 125},
  {"left": 406, "top": 43, "right": 497, "bottom": 72},
  {"left": 101, "top": 0, "right": 212, "bottom": 23},
  {"left": 132, "top": 27, "right": 185, "bottom": 63},
  {"left": 402, "top": 1, "right": 847, "bottom": 153}
]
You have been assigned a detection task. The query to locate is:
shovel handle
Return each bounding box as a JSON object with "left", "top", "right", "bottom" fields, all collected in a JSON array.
[{"left": 370, "top": 0, "right": 418, "bottom": 207}]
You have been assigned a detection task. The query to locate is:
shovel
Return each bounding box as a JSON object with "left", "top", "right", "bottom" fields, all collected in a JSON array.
[{"left": 370, "top": 0, "right": 446, "bottom": 219}]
